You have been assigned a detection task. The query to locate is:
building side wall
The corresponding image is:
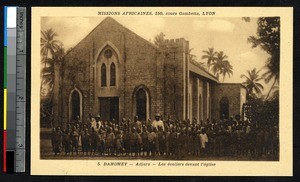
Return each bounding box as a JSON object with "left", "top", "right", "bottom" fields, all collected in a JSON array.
[
  {"left": 212, "top": 84, "right": 243, "bottom": 121},
  {"left": 240, "top": 87, "right": 247, "bottom": 113}
]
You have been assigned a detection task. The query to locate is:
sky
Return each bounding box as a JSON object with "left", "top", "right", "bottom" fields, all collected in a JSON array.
[{"left": 41, "top": 16, "right": 273, "bottom": 95}]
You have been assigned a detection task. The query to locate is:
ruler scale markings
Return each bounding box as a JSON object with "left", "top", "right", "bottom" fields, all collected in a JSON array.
[
  {"left": 7, "top": 31, "right": 17, "bottom": 152},
  {"left": 6, "top": 7, "right": 17, "bottom": 173},
  {"left": 15, "top": 7, "right": 26, "bottom": 172}
]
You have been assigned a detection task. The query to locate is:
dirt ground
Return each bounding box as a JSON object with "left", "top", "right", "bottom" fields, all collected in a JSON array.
[{"left": 40, "top": 138, "right": 279, "bottom": 161}]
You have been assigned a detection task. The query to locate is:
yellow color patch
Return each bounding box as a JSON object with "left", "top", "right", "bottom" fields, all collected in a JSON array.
[{"left": 4, "top": 89, "right": 7, "bottom": 130}]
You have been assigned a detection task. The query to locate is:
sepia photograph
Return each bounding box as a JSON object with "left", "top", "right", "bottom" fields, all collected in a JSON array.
[{"left": 31, "top": 7, "right": 292, "bottom": 176}]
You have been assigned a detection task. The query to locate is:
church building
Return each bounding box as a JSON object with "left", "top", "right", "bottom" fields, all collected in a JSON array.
[{"left": 52, "top": 17, "right": 247, "bottom": 126}]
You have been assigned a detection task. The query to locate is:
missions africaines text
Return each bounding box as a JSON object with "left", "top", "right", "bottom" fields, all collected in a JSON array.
[{"left": 98, "top": 11, "right": 201, "bottom": 16}]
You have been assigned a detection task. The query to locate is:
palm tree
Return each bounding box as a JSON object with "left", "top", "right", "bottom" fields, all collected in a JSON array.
[
  {"left": 262, "top": 60, "right": 279, "bottom": 100},
  {"left": 40, "top": 29, "right": 63, "bottom": 127},
  {"left": 40, "top": 28, "right": 61, "bottom": 96},
  {"left": 201, "top": 48, "right": 217, "bottom": 72},
  {"left": 41, "top": 28, "right": 61, "bottom": 60},
  {"left": 210, "top": 51, "right": 231, "bottom": 81},
  {"left": 221, "top": 61, "right": 233, "bottom": 82},
  {"left": 240, "top": 68, "right": 264, "bottom": 97}
]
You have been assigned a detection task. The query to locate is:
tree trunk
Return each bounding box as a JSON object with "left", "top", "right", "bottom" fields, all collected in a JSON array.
[
  {"left": 265, "top": 78, "right": 277, "bottom": 100},
  {"left": 40, "top": 49, "right": 48, "bottom": 96},
  {"left": 246, "top": 87, "right": 253, "bottom": 100}
]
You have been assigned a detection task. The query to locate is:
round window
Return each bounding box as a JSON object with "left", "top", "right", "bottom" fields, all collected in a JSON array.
[{"left": 104, "top": 49, "right": 113, "bottom": 59}]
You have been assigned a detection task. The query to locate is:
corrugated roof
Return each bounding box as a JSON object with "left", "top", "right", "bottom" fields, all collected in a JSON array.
[{"left": 189, "top": 62, "right": 219, "bottom": 82}]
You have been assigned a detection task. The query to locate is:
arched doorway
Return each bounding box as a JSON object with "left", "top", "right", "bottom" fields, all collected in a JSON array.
[
  {"left": 136, "top": 88, "right": 147, "bottom": 121},
  {"left": 133, "top": 85, "right": 150, "bottom": 122},
  {"left": 220, "top": 97, "right": 229, "bottom": 119},
  {"left": 69, "top": 88, "right": 82, "bottom": 122}
]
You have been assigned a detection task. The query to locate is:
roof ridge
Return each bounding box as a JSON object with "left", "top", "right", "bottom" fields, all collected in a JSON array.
[
  {"left": 63, "top": 17, "right": 112, "bottom": 58},
  {"left": 190, "top": 59, "right": 218, "bottom": 80},
  {"left": 106, "top": 17, "right": 159, "bottom": 50},
  {"left": 64, "top": 16, "right": 159, "bottom": 58}
]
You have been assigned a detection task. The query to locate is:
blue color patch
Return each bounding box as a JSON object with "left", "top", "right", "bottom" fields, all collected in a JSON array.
[{"left": 4, "top": 6, "right": 7, "bottom": 46}]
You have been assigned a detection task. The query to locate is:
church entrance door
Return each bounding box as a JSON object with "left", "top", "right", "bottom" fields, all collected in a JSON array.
[{"left": 99, "top": 97, "right": 119, "bottom": 122}]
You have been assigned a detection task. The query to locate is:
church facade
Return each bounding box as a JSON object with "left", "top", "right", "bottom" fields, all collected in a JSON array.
[{"left": 51, "top": 17, "right": 247, "bottom": 126}]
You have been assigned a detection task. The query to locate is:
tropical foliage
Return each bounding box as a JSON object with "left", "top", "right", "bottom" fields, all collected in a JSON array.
[
  {"left": 242, "top": 17, "right": 279, "bottom": 127},
  {"left": 154, "top": 32, "right": 165, "bottom": 48},
  {"left": 244, "top": 95, "right": 279, "bottom": 126},
  {"left": 206, "top": 50, "right": 233, "bottom": 82},
  {"left": 240, "top": 68, "right": 264, "bottom": 97},
  {"left": 201, "top": 48, "right": 217, "bottom": 72},
  {"left": 248, "top": 17, "right": 280, "bottom": 100},
  {"left": 40, "top": 28, "right": 63, "bottom": 97},
  {"left": 40, "top": 28, "right": 65, "bottom": 127}
]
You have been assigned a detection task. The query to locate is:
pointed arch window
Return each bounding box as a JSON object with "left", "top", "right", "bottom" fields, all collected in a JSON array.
[
  {"left": 110, "top": 62, "right": 116, "bottom": 86},
  {"left": 136, "top": 88, "right": 147, "bottom": 121},
  {"left": 69, "top": 88, "right": 83, "bottom": 122},
  {"left": 71, "top": 90, "right": 80, "bottom": 120},
  {"left": 101, "top": 63, "right": 106, "bottom": 87}
]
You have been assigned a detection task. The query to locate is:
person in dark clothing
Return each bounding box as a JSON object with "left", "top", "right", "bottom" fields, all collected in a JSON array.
[
  {"left": 97, "top": 128, "right": 106, "bottom": 156},
  {"left": 129, "top": 127, "right": 138, "bottom": 156},
  {"left": 123, "top": 130, "right": 130, "bottom": 156},
  {"left": 178, "top": 128, "right": 188, "bottom": 159},
  {"left": 81, "top": 129, "right": 91, "bottom": 156},
  {"left": 135, "top": 128, "right": 142, "bottom": 156},
  {"left": 90, "top": 128, "right": 99, "bottom": 156},
  {"left": 52, "top": 127, "right": 62, "bottom": 155},
  {"left": 141, "top": 126, "right": 149, "bottom": 156},
  {"left": 147, "top": 127, "right": 156, "bottom": 157},
  {"left": 106, "top": 127, "right": 116, "bottom": 156},
  {"left": 157, "top": 126, "right": 166, "bottom": 156},
  {"left": 115, "top": 130, "right": 123, "bottom": 156},
  {"left": 165, "top": 126, "right": 170, "bottom": 156},
  {"left": 63, "top": 131, "right": 72, "bottom": 155},
  {"left": 169, "top": 127, "right": 178, "bottom": 158},
  {"left": 71, "top": 126, "right": 79, "bottom": 155},
  {"left": 51, "top": 128, "right": 56, "bottom": 153}
]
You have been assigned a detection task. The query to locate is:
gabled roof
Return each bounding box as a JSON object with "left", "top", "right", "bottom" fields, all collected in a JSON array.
[
  {"left": 102, "top": 17, "right": 159, "bottom": 50},
  {"left": 64, "top": 17, "right": 159, "bottom": 58}
]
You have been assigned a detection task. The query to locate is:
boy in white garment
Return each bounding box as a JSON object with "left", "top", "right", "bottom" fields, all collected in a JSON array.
[
  {"left": 199, "top": 129, "right": 208, "bottom": 155},
  {"left": 152, "top": 113, "right": 165, "bottom": 131}
]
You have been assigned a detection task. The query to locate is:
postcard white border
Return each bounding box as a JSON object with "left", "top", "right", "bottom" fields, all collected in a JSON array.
[{"left": 31, "top": 7, "right": 293, "bottom": 176}]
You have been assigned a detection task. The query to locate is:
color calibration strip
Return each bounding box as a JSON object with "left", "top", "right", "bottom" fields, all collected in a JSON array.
[{"left": 3, "top": 6, "right": 26, "bottom": 173}]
